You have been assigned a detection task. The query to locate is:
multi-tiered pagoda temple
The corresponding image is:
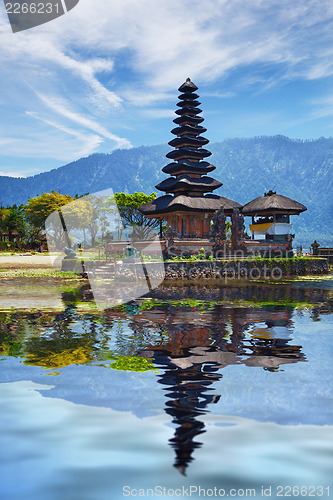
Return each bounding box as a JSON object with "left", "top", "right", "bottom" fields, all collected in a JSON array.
[{"left": 139, "top": 78, "right": 241, "bottom": 238}]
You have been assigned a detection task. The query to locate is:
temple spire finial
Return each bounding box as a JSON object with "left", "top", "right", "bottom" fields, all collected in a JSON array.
[{"left": 138, "top": 79, "right": 242, "bottom": 230}]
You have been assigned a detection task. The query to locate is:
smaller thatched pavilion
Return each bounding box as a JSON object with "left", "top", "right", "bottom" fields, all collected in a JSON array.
[{"left": 242, "top": 190, "right": 307, "bottom": 248}]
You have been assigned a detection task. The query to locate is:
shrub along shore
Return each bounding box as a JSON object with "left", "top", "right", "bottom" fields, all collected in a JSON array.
[{"left": 63, "top": 255, "right": 329, "bottom": 281}]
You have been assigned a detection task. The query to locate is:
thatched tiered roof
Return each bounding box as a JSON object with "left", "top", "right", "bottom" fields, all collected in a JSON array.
[
  {"left": 140, "top": 78, "right": 240, "bottom": 216},
  {"left": 156, "top": 175, "right": 222, "bottom": 194},
  {"left": 139, "top": 193, "right": 241, "bottom": 215}
]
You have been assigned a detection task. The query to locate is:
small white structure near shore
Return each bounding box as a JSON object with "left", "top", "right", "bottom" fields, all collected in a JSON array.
[{"left": 242, "top": 190, "right": 307, "bottom": 251}]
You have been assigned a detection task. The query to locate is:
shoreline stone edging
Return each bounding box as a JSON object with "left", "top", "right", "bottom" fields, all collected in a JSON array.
[
  {"left": 162, "top": 258, "right": 329, "bottom": 281},
  {"left": 61, "top": 258, "right": 86, "bottom": 273},
  {"left": 61, "top": 257, "right": 329, "bottom": 281}
]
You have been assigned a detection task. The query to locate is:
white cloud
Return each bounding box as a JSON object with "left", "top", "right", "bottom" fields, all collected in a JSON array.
[
  {"left": 309, "top": 94, "right": 333, "bottom": 119},
  {"left": 141, "top": 108, "right": 175, "bottom": 120},
  {"left": 4, "top": 0, "right": 333, "bottom": 91},
  {"left": 119, "top": 90, "right": 174, "bottom": 108},
  {"left": 0, "top": 137, "right": 16, "bottom": 147},
  {"left": 0, "top": 171, "right": 21, "bottom": 177},
  {"left": 76, "top": 0, "right": 333, "bottom": 88},
  {"left": 0, "top": 169, "right": 32, "bottom": 178},
  {"left": 33, "top": 93, "right": 132, "bottom": 148},
  {"left": 1, "top": 0, "right": 333, "bottom": 165},
  {"left": 201, "top": 91, "right": 236, "bottom": 99},
  {"left": 25, "top": 110, "right": 104, "bottom": 156}
]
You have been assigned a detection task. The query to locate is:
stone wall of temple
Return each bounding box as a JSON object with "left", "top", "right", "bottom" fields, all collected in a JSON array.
[{"left": 162, "top": 257, "right": 329, "bottom": 281}]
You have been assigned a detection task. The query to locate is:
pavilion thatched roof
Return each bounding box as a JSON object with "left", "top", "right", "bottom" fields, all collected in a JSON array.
[{"left": 242, "top": 191, "right": 307, "bottom": 216}]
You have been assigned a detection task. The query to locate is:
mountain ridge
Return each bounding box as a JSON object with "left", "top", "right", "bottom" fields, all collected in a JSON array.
[{"left": 1, "top": 135, "right": 332, "bottom": 246}]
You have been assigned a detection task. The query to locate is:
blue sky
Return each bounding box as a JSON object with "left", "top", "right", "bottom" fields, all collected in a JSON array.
[{"left": 1, "top": 0, "right": 333, "bottom": 177}]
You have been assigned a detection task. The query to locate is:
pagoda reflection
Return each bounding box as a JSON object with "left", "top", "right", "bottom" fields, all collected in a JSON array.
[
  {"left": 134, "top": 304, "right": 306, "bottom": 474},
  {"left": 153, "top": 349, "right": 221, "bottom": 475},
  {"left": 0, "top": 298, "right": 308, "bottom": 476}
]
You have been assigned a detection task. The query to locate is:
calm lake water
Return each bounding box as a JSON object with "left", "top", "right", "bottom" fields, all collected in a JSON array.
[{"left": 1, "top": 277, "right": 332, "bottom": 500}]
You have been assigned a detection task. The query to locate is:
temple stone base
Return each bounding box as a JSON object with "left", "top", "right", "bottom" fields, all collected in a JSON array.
[
  {"left": 163, "top": 258, "right": 329, "bottom": 280},
  {"left": 108, "top": 239, "right": 294, "bottom": 257},
  {"left": 68, "top": 256, "right": 329, "bottom": 280}
]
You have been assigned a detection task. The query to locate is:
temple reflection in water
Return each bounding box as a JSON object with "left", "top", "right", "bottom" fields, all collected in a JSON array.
[
  {"left": 126, "top": 303, "right": 306, "bottom": 474},
  {"left": 0, "top": 288, "right": 312, "bottom": 475}
]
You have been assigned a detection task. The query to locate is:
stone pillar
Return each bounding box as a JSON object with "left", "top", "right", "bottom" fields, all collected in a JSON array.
[
  {"left": 231, "top": 208, "right": 246, "bottom": 253},
  {"left": 210, "top": 207, "right": 227, "bottom": 257}
]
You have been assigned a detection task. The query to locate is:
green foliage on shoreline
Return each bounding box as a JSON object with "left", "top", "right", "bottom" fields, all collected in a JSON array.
[
  {"left": 0, "top": 136, "right": 332, "bottom": 245},
  {"left": 113, "top": 191, "right": 160, "bottom": 239}
]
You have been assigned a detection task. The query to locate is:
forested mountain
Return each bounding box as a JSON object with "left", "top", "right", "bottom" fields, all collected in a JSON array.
[{"left": 1, "top": 135, "right": 332, "bottom": 246}]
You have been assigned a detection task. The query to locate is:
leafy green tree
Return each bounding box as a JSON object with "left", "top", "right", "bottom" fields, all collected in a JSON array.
[
  {"left": 25, "top": 191, "right": 73, "bottom": 248},
  {"left": 113, "top": 192, "right": 160, "bottom": 240},
  {"left": 61, "top": 194, "right": 111, "bottom": 248},
  {"left": 5, "top": 205, "right": 26, "bottom": 241},
  {"left": 61, "top": 196, "right": 92, "bottom": 246},
  {"left": 0, "top": 205, "right": 27, "bottom": 243},
  {"left": 85, "top": 195, "right": 108, "bottom": 247},
  {"left": 25, "top": 191, "right": 73, "bottom": 229},
  {"left": 0, "top": 207, "right": 10, "bottom": 241}
]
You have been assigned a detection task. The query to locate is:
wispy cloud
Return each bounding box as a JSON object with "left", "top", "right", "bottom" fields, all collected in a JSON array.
[
  {"left": 0, "top": 137, "right": 16, "bottom": 147},
  {"left": 25, "top": 110, "right": 104, "bottom": 156},
  {"left": 34, "top": 93, "right": 132, "bottom": 148},
  {"left": 308, "top": 94, "right": 333, "bottom": 119},
  {"left": 1, "top": 0, "right": 333, "bottom": 172},
  {"left": 141, "top": 108, "right": 175, "bottom": 120},
  {"left": 3, "top": 0, "right": 333, "bottom": 93},
  {"left": 201, "top": 91, "right": 235, "bottom": 99},
  {"left": 0, "top": 169, "right": 31, "bottom": 178},
  {"left": 119, "top": 90, "right": 174, "bottom": 108}
]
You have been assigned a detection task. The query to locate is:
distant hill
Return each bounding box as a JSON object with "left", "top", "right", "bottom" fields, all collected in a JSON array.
[{"left": 1, "top": 135, "right": 332, "bottom": 246}]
